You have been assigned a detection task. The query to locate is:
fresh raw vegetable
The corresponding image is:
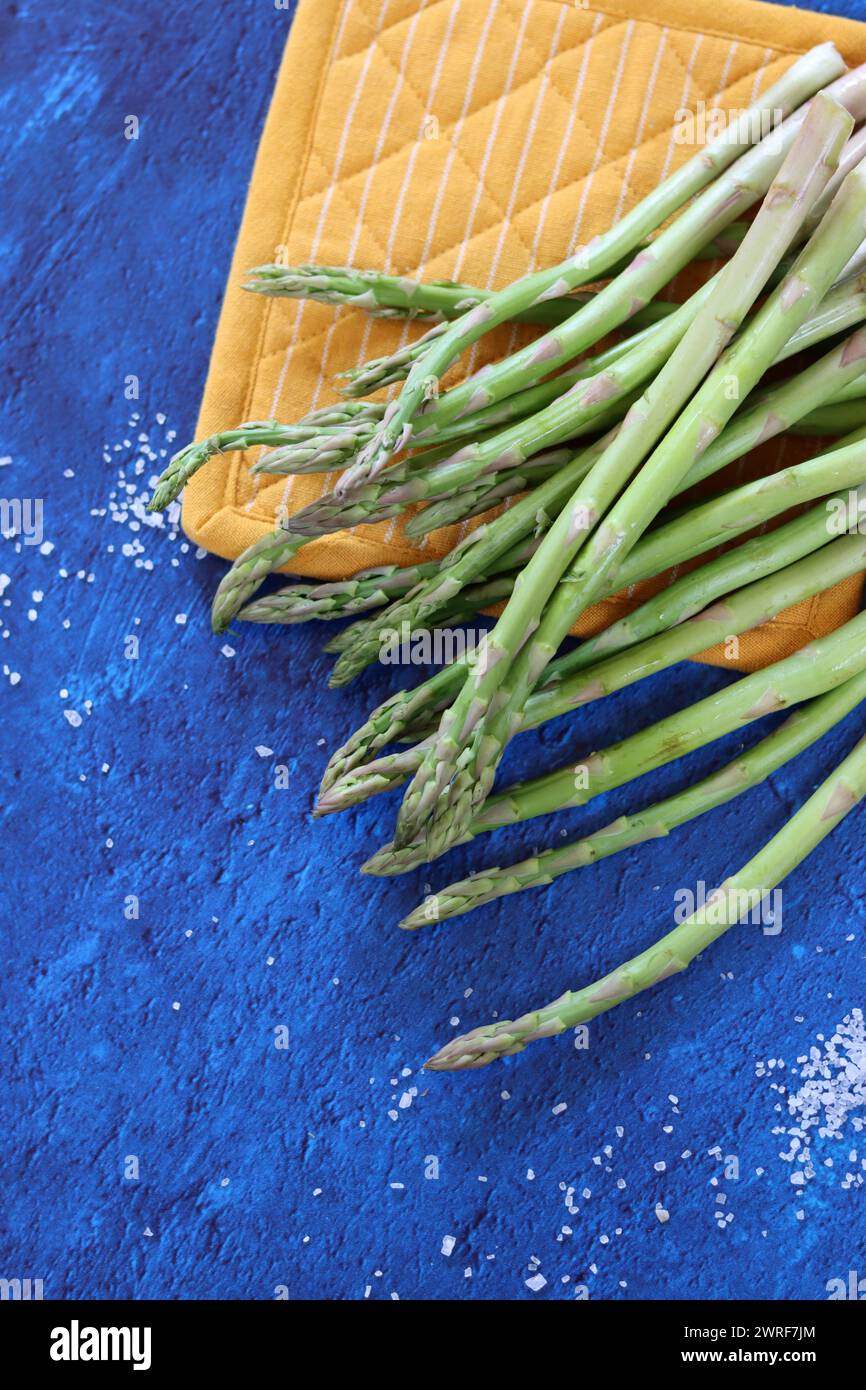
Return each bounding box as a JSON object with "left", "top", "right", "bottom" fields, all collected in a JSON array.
[
  {"left": 317, "top": 444, "right": 866, "bottom": 815},
  {"left": 363, "top": 609, "right": 866, "bottom": 874},
  {"left": 392, "top": 103, "right": 858, "bottom": 862},
  {"left": 154, "top": 45, "right": 866, "bottom": 1070},
  {"left": 401, "top": 670, "right": 866, "bottom": 930},
  {"left": 424, "top": 728, "right": 866, "bottom": 1070}
]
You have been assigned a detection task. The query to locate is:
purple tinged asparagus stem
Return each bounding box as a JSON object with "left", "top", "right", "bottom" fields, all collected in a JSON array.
[
  {"left": 393, "top": 94, "right": 854, "bottom": 859},
  {"left": 335, "top": 45, "right": 848, "bottom": 491}
]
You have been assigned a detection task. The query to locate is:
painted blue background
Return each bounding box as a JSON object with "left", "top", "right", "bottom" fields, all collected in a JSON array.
[{"left": 2, "top": 0, "right": 865, "bottom": 1301}]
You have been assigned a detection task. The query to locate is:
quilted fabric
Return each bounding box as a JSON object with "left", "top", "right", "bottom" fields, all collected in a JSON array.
[{"left": 182, "top": 0, "right": 866, "bottom": 670}]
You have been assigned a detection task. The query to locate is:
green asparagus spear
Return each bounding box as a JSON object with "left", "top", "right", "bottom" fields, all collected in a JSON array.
[
  {"left": 320, "top": 430, "right": 616, "bottom": 668},
  {"left": 394, "top": 268, "right": 866, "bottom": 463},
  {"left": 339, "top": 301, "right": 675, "bottom": 398},
  {"left": 323, "top": 316, "right": 866, "bottom": 679},
  {"left": 149, "top": 413, "right": 380, "bottom": 513},
  {"left": 335, "top": 521, "right": 866, "bottom": 825},
  {"left": 365, "top": 609, "right": 866, "bottom": 873},
  {"left": 243, "top": 236, "right": 746, "bottom": 321},
  {"left": 285, "top": 281, "right": 720, "bottom": 542},
  {"left": 318, "top": 452, "right": 866, "bottom": 811},
  {"left": 791, "top": 399, "right": 866, "bottom": 434},
  {"left": 425, "top": 726, "right": 866, "bottom": 1070},
  {"left": 401, "top": 669, "right": 866, "bottom": 929},
  {"left": 189, "top": 267, "right": 866, "bottom": 632},
  {"left": 243, "top": 264, "right": 589, "bottom": 322}
]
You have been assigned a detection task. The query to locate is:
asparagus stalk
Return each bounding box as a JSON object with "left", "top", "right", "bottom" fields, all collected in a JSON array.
[
  {"left": 791, "top": 399, "right": 866, "bottom": 434},
  {"left": 616, "top": 426, "right": 866, "bottom": 584},
  {"left": 192, "top": 263, "right": 866, "bottom": 633},
  {"left": 244, "top": 312, "right": 677, "bottom": 488},
  {"left": 425, "top": 727, "right": 866, "bottom": 1070},
  {"left": 250, "top": 422, "right": 388, "bottom": 477},
  {"left": 334, "top": 520, "right": 866, "bottom": 824},
  {"left": 297, "top": 376, "right": 859, "bottom": 643},
  {"left": 402, "top": 268, "right": 866, "bottom": 466},
  {"left": 250, "top": 416, "right": 542, "bottom": 480},
  {"left": 335, "top": 233, "right": 854, "bottom": 400},
  {"left": 152, "top": 261, "right": 866, "bottom": 512},
  {"left": 243, "top": 236, "right": 746, "bottom": 320},
  {"left": 338, "top": 301, "right": 675, "bottom": 398},
  {"left": 523, "top": 531, "right": 866, "bottom": 723},
  {"left": 238, "top": 561, "right": 448, "bottom": 625},
  {"left": 244, "top": 530, "right": 535, "bottom": 632},
  {"left": 148, "top": 413, "right": 379, "bottom": 512},
  {"left": 394, "top": 99, "right": 854, "bottom": 859},
  {"left": 395, "top": 280, "right": 723, "bottom": 519},
  {"left": 803, "top": 123, "right": 866, "bottom": 233},
  {"left": 401, "top": 530, "right": 866, "bottom": 744},
  {"left": 330, "top": 307, "right": 846, "bottom": 685},
  {"left": 243, "top": 263, "right": 591, "bottom": 323},
  {"left": 283, "top": 279, "right": 720, "bottom": 543},
  {"left": 318, "top": 449, "right": 866, "bottom": 811},
  {"left": 546, "top": 484, "right": 866, "bottom": 680},
  {"left": 365, "top": 610, "right": 866, "bottom": 873},
  {"left": 449, "top": 140, "right": 866, "bottom": 849},
  {"left": 402, "top": 670, "right": 866, "bottom": 929},
  {"left": 392, "top": 448, "right": 578, "bottom": 538},
  {"left": 338, "top": 46, "right": 848, "bottom": 489},
  {"left": 827, "top": 373, "right": 866, "bottom": 402},
  {"left": 341, "top": 319, "right": 449, "bottom": 396},
  {"left": 404, "top": 290, "right": 866, "bottom": 533},
  {"left": 307, "top": 318, "right": 866, "bottom": 671},
  {"left": 321, "top": 430, "right": 617, "bottom": 671}
]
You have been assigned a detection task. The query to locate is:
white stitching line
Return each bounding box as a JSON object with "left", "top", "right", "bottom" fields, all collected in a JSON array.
[
  {"left": 448, "top": 7, "right": 604, "bottom": 551},
  {"left": 656, "top": 31, "right": 703, "bottom": 187},
  {"left": 569, "top": 18, "right": 636, "bottom": 252},
  {"left": 612, "top": 27, "right": 668, "bottom": 226},
  {"left": 462, "top": 3, "right": 569, "bottom": 381},
  {"left": 245, "top": 0, "right": 373, "bottom": 512},
  {"left": 360, "top": 0, "right": 477, "bottom": 378},
  {"left": 284, "top": 0, "right": 432, "bottom": 529},
  {"left": 529, "top": 10, "right": 605, "bottom": 271},
  {"left": 450, "top": 0, "right": 538, "bottom": 283}
]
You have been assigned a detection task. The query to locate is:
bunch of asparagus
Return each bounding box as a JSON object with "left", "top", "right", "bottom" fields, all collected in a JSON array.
[{"left": 150, "top": 43, "right": 866, "bottom": 1071}]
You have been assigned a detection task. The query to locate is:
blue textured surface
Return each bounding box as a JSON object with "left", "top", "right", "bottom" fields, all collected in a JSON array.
[{"left": 2, "top": 0, "right": 866, "bottom": 1302}]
